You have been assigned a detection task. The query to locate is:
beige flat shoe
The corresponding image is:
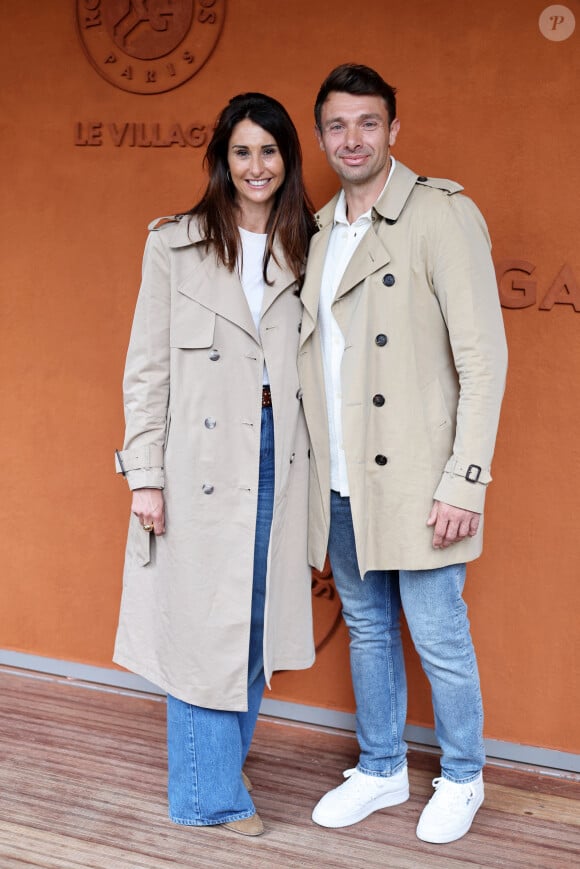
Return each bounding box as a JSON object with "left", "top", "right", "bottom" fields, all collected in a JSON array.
[
  {"left": 222, "top": 812, "right": 264, "bottom": 836},
  {"left": 242, "top": 770, "right": 253, "bottom": 792}
]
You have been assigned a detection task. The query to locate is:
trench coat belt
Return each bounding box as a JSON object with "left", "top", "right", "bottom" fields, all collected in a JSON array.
[{"left": 262, "top": 385, "right": 272, "bottom": 408}]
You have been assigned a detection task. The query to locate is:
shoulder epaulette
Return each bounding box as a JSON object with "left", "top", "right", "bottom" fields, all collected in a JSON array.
[
  {"left": 415, "top": 175, "right": 464, "bottom": 195},
  {"left": 147, "top": 214, "right": 185, "bottom": 231}
]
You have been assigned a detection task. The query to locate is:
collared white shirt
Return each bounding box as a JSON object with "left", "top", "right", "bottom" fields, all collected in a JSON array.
[{"left": 318, "top": 159, "right": 396, "bottom": 495}]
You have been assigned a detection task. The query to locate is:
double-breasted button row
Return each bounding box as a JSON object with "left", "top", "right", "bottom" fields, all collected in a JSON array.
[
  {"left": 375, "top": 333, "right": 388, "bottom": 346},
  {"left": 372, "top": 394, "right": 385, "bottom": 407},
  {"left": 375, "top": 455, "right": 388, "bottom": 466},
  {"left": 204, "top": 417, "right": 216, "bottom": 429},
  {"left": 382, "top": 273, "right": 395, "bottom": 287},
  {"left": 209, "top": 349, "right": 220, "bottom": 361},
  {"left": 202, "top": 483, "right": 214, "bottom": 494}
]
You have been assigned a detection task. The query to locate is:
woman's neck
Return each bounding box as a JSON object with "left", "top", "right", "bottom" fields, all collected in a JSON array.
[{"left": 237, "top": 203, "right": 272, "bottom": 234}]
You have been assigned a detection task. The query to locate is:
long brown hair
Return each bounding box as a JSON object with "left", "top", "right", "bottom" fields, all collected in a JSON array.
[{"left": 189, "top": 93, "right": 315, "bottom": 284}]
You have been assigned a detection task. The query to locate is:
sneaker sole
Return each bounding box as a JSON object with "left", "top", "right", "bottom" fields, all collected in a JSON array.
[
  {"left": 415, "top": 794, "right": 484, "bottom": 844},
  {"left": 312, "top": 785, "right": 410, "bottom": 828}
]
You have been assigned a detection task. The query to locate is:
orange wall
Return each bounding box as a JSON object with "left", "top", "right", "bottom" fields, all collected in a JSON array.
[{"left": 1, "top": 1, "right": 579, "bottom": 755}]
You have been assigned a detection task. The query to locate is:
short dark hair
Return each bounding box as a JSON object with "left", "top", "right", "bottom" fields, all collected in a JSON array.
[
  {"left": 314, "top": 63, "right": 397, "bottom": 129},
  {"left": 190, "top": 93, "right": 314, "bottom": 283}
]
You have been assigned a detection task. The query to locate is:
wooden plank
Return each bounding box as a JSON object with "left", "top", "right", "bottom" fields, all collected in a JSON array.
[{"left": 0, "top": 669, "right": 578, "bottom": 869}]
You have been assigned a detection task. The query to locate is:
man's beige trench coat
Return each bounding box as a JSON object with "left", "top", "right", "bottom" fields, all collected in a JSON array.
[
  {"left": 114, "top": 215, "right": 314, "bottom": 711},
  {"left": 298, "top": 161, "right": 508, "bottom": 576}
]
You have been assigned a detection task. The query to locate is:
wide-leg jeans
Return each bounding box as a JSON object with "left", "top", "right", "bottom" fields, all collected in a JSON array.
[
  {"left": 166, "top": 406, "right": 274, "bottom": 825},
  {"left": 328, "top": 491, "right": 485, "bottom": 784}
]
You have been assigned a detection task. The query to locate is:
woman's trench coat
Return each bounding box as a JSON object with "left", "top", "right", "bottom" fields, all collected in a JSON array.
[{"left": 114, "top": 215, "right": 315, "bottom": 711}]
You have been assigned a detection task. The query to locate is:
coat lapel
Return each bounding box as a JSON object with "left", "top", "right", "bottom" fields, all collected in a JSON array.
[
  {"left": 334, "top": 224, "right": 391, "bottom": 303},
  {"left": 178, "top": 253, "right": 259, "bottom": 342},
  {"left": 170, "top": 218, "right": 258, "bottom": 341},
  {"left": 260, "top": 241, "right": 299, "bottom": 319}
]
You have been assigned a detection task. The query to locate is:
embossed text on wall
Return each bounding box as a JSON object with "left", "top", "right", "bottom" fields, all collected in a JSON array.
[
  {"left": 74, "top": 120, "right": 208, "bottom": 147},
  {"left": 496, "top": 260, "right": 580, "bottom": 312},
  {"left": 76, "top": 0, "right": 226, "bottom": 94}
]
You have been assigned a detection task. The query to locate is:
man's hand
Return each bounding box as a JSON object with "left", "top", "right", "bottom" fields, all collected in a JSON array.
[
  {"left": 131, "top": 488, "right": 166, "bottom": 536},
  {"left": 427, "top": 500, "right": 480, "bottom": 549}
]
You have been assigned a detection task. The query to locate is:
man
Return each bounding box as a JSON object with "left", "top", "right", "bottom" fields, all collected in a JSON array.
[{"left": 298, "top": 64, "right": 507, "bottom": 844}]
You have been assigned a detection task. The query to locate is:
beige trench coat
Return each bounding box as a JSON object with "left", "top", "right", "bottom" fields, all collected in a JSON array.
[
  {"left": 298, "top": 161, "right": 508, "bottom": 575},
  {"left": 114, "top": 215, "right": 314, "bottom": 711}
]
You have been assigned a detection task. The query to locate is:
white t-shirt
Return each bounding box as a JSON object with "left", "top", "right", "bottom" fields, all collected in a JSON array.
[{"left": 239, "top": 226, "right": 269, "bottom": 385}]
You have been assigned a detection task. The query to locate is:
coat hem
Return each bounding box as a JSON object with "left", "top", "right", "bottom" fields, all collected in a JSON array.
[{"left": 113, "top": 650, "right": 316, "bottom": 711}]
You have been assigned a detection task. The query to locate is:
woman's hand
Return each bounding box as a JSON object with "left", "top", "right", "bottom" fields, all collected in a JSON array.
[{"left": 131, "top": 488, "right": 166, "bottom": 536}]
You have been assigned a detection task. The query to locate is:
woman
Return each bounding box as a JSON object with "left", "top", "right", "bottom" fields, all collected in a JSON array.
[{"left": 114, "top": 93, "right": 316, "bottom": 836}]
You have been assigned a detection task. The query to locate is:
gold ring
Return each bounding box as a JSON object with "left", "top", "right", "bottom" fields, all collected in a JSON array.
[{"left": 143, "top": 523, "right": 154, "bottom": 532}]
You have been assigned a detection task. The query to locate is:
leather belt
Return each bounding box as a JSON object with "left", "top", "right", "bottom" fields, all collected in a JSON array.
[{"left": 262, "top": 385, "right": 272, "bottom": 408}]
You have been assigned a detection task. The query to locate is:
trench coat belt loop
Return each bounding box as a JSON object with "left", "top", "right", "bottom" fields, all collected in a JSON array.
[{"left": 262, "top": 385, "right": 272, "bottom": 408}]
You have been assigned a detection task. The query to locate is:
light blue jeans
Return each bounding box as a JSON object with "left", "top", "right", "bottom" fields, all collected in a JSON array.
[
  {"left": 329, "top": 492, "right": 485, "bottom": 784},
  {"left": 166, "top": 406, "right": 274, "bottom": 825}
]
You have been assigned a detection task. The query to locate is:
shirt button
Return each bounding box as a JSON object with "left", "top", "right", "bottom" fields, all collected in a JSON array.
[
  {"left": 372, "top": 394, "right": 385, "bottom": 407},
  {"left": 382, "top": 274, "right": 395, "bottom": 287},
  {"left": 375, "top": 334, "right": 388, "bottom": 346},
  {"left": 204, "top": 417, "right": 216, "bottom": 429},
  {"left": 209, "top": 349, "right": 220, "bottom": 361},
  {"left": 375, "top": 454, "right": 388, "bottom": 466},
  {"left": 202, "top": 483, "right": 214, "bottom": 494}
]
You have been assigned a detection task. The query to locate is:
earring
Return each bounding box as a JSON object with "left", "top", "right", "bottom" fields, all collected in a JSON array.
[{"left": 226, "top": 169, "right": 231, "bottom": 181}]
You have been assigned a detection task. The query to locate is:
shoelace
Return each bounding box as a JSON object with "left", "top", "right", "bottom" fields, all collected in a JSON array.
[{"left": 430, "top": 777, "right": 476, "bottom": 807}]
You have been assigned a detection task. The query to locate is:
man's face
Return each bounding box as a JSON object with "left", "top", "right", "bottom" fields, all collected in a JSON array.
[{"left": 316, "top": 91, "right": 399, "bottom": 188}]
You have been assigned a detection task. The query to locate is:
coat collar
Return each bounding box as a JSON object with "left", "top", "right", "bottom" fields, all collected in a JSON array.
[{"left": 314, "top": 160, "right": 421, "bottom": 232}]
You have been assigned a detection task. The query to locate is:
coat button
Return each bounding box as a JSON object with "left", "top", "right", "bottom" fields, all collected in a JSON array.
[
  {"left": 375, "top": 454, "right": 388, "bottom": 466},
  {"left": 296, "top": 388, "right": 303, "bottom": 400},
  {"left": 209, "top": 349, "right": 220, "bottom": 361},
  {"left": 372, "top": 394, "right": 385, "bottom": 407},
  {"left": 202, "top": 483, "right": 214, "bottom": 494},
  {"left": 382, "top": 274, "right": 395, "bottom": 287},
  {"left": 289, "top": 452, "right": 295, "bottom": 464},
  {"left": 297, "top": 322, "right": 302, "bottom": 333},
  {"left": 375, "top": 333, "right": 388, "bottom": 347},
  {"left": 418, "top": 175, "right": 428, "bottom": 182},
  {"left": 204, "top": 417, "right": 216, "bottom": 429}
]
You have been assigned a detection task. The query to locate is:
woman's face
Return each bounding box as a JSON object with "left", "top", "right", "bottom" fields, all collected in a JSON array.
[{"left": 227, "top": 119, "right": 286, "bottom": 216}]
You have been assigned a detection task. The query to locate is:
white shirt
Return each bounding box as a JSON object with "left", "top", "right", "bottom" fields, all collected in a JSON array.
[
  {"left": 318, "top": 159, "right": 396, "bottom": 495},
  {"left": 239, "top": 226, "right": 269, "bottom": 385}
]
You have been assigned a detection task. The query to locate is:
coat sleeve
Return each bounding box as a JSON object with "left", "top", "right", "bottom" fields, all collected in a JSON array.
[
  {"left": 430, "top": 193, "right": 508, "bottom": 513},
  {"left": 115, "top": 231, "right": 171, "bottom": 491}
]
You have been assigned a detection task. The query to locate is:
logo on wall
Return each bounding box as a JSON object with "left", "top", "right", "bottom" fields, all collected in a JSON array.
[{"left": 76, "top": 1, "right": 225, "bottom": 95}]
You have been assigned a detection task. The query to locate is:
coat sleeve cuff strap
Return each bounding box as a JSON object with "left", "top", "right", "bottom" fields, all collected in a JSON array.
[
  {"left": 442, "top": 457, "right": 492, "bottom": 485},
  {"left": 115, "top": 445, "right": 164, "bottom": 475}
]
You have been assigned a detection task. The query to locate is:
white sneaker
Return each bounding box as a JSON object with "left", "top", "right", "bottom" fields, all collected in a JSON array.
[
  {"left": 312, "top": 765, "right": 409, "bottom": 828},
  {"left": 416, "top": 773, "right": 484, "bottom": 843}
]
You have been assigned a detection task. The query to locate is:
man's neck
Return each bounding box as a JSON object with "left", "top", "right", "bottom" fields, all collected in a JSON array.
[{"left": 343, "top": 161, "right": 392, "bottom": 224}]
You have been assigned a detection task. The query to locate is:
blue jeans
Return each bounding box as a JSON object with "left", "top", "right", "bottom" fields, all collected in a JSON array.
[
  {"left": 166, "top": 406, "right": 274, "bottom": 825},
  {"left": 329, "top": 492, "right": 485, "bottom": 784}
]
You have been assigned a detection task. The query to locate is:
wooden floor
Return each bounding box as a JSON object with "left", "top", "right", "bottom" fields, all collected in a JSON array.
[{"left": 0, "top": 669, "right": 578, "bottom": 869}]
